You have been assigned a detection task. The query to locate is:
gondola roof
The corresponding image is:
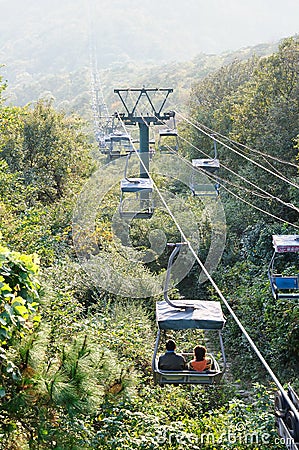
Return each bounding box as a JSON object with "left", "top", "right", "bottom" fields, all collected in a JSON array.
[
  {"left": 272, "top": 235, "right": 299, "bottom": 253},
  {"left": 156, "top": 300, "right": 225, "bottom": 330}
]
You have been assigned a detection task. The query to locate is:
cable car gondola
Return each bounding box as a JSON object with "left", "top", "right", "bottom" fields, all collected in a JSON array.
[
  {"left": 108, "top": 130, "right": 132, "bottom": 159},
  {"left": 158, "top": 113, "right": 179, "bottom": 154},
  {"left": 152, "top": 243, "right": 226, "bottom": 385},
  {"left": 268, "top": 235, "right": 299, "bottom": 300},
  {"left": 149, "top": 139, "right": 156, "bottom": 160},
  {"left": 275, "top": 385, "right": 299, "bottom": 446},
  {"left": 190, "top": 138, "right": 220, "bottom": 197},
  {"left": 101, "top": 134, "right": 111, "bottom": 154},
  {"left": 119, "top": 152, "right": 154, "bottom": 220}
]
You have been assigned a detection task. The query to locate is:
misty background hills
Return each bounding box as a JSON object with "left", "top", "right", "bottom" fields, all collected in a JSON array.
[
  {"left": 0, "top": 0, "right": 222, "bottom": 77},
  {"left": 2, "top": 41, "right": 280, "bottom": 120},
  {"left": 0, "top": 0, "right": 298, "bottom": 116}
]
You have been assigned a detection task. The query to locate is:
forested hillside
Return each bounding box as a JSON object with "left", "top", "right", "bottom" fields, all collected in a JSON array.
[
  {"left": 4, "top": 41, "right": 278, "bottom": 118},
  {"left": 0, "top": 37, "right": 298, "bottom": 449},
  {"left": 181, "top": 36, "right": 299, "bottom": 379}
]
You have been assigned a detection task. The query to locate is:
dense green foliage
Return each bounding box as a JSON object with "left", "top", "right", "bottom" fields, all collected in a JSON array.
[
  {"left": 0, "top": 38, "right": 298, "bottom": 449},
  {"left": 186, "top": 37, "right": 299, "bottom": 226},
  {"left": 0, "top": 245, "right": 40, "bottom": 400},
  {"left": 182, "top": 36, "right": 299, "bottom": 383}
]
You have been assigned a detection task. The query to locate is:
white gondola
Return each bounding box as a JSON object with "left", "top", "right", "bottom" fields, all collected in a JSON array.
[
  {"left": 190, "top": 139, "right": 220, "bottom": 197},
  {"left": 108, "top": 131, "right": 132, "bottom": 159},
  {"left": 158, "top": 128, "right": 179, "bottom": 154},
  {"left": 119, "top": 153, "right": 154, "bottom": 220},
  {"left": 268, "top": 235, "right": 299, "bottom": 300},
  {"left": 152, "top": 244, "right": 226, "bottom": 385},
  {"left": 158, "top": 113, "right": 179, "bottom": 154}
]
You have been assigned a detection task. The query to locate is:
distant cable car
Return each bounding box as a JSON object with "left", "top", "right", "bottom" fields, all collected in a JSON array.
[
  {"left": 100, "top": 134, "right": 111, "bottom": 154},
  {"left": 190, "top": 138, "right": 220, "bottom": 197},
  {"left": 268, "top": 235, "right": 299, "bottom": 300},
  {"left": 149, "top": 139, "right": 156, "bottom": 160},
  {"left": 108, "top": 131, "right": 132, "bottom": 159},
  {"left": 152, "top": 243, "right": 226, "bottom": 385},
  {"left": 119, "top": 152, "right": 154, "bottom": 219},
  {"left": 99, "top": 138, "right": 106, "bottom": 150}
]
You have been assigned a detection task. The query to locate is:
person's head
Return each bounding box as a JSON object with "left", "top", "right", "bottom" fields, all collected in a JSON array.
[
  {"left": 194, "top": 345, "right": 206, "bottom": 361},
  {"left": 166, "top": 339, "right": 176, "bottom": 351}
]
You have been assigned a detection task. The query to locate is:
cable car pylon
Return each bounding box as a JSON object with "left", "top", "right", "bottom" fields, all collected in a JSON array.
[{"left": 114, "top": 88, "right": 174, "bottom": 219}]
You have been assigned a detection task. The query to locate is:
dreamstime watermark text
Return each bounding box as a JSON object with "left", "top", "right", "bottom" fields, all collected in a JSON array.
[{"left": 154, "top": 422, "right": 294, "bottom": 447}]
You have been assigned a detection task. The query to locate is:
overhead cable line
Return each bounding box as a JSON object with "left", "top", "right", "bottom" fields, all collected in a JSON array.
[
  {"left": 148, "top": 109, "right": 299, "bottom": 225},
  {"left": 175, "top": 111, "right": 299, "bottom": 190},
  {"left": 217, "top": 181, "right": 299, "bottom": 230},
  {"left": 161, "top": 141, "right": 299, "bottom": 230},
  {"left": 150, "top": 109, "right": 299, "bottom": 216},
  {"left": 177, "top": 134, "right": 299, "bottom": 214},
  {"left": 87, "top": 0, "right": 111, "bottom": 144},
  {"left": 184, "top": 112, "right": 298, "bottom": 169},
  {"left": 164, "top": 141, "right": 268, "bottom": 198}
]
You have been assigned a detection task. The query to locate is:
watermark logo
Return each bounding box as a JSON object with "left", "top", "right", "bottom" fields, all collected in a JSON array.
[
  {"left": 154, "top": 422, "right": 295, "bottom": 447},
  {"left": 72, "top": 153, "right": 226, "bottom": 298}
]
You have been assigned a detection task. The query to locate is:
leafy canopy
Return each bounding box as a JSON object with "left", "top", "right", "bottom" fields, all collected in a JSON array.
[{"left": 0, "top": 245, "right": 40, "bottom": 346}]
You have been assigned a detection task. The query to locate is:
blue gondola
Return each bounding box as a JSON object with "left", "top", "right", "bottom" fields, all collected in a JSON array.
[
  {"left": 268, "top": 235, "right": 299, "bottom": 300},
  {"left": 152, "top": 243, "right": 226, "bottom": 385}
]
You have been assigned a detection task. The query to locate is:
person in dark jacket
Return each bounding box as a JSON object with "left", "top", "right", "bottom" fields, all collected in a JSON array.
[{"left": 158, "top": 339, "right": 186, "bottom": 370}]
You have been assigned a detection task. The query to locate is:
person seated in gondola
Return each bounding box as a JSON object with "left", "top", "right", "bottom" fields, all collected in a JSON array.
[
  {"left": 188, "top": 345, "right": 211, "bottom": 371},
  {"left": 158, "top": 339, "right": 186, "bottom": 371}
]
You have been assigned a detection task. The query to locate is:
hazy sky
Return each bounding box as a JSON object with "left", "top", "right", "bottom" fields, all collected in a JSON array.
[
  {"left": 188, "top": 0, "right": 299, "bottom": 53},
  {"left": 147, "top": 0, "right": 299, "bottom": 55},
  {"left": 0, "top": 0, "right": 298, "bottom": 68}
]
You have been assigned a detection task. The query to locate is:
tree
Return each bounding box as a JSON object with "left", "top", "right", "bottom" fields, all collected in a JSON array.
[
  {"left": 184, "top": 37, "right": 299, "bottom": 230},
  {"left": 1, "top": 99, "right": 94, "bottom": 205},
  {"left": 230, "top": 38, "right": 299, "bottom": 159},
  {"left": 0, "top": 69, "right": 7, "bottom": 103},
  {"left": 0, "top": 246, "right": 41, "bottom": 399},
  {"left": 0, "top": 69, "right": 24, "bottom": 157}
]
